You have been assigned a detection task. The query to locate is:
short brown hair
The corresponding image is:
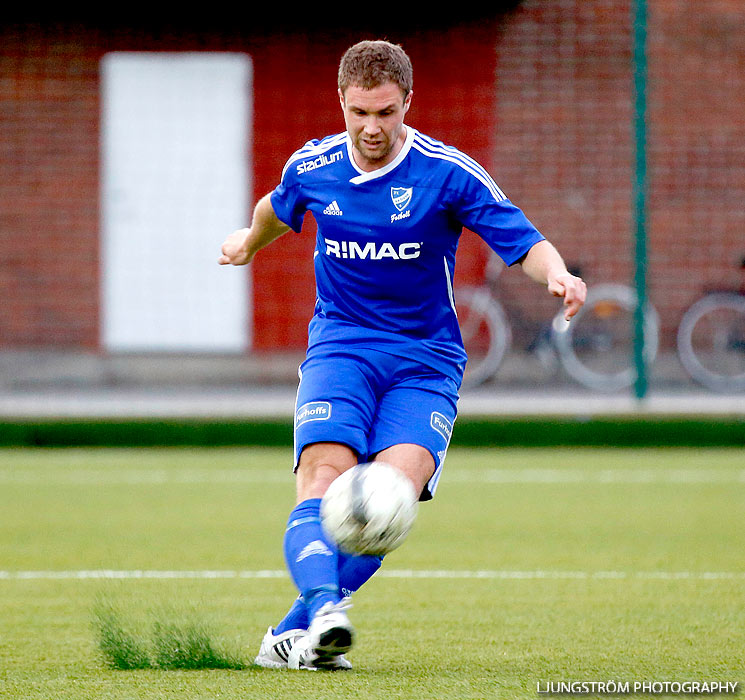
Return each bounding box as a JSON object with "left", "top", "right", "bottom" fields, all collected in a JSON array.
[{"left": 338, "top": 40, "right": 413, "bottom": 98}]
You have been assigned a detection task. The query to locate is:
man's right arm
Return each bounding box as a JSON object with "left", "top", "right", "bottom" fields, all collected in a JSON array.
[{"left": 218, "top": 193, "right": 291, "bottom": 266}]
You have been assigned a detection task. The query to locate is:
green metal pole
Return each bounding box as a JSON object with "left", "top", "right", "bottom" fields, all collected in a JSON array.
[{"left": 632, "top": 0, "right": 649, "bottom": 400}]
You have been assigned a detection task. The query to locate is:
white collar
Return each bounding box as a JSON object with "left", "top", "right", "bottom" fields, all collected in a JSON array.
[{"left": 347, "top": 126, "right": 415, "bottom": 184}]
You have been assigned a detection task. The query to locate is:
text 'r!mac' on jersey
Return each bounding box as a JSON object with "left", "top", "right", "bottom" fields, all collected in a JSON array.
[{"left": 270, "top": 126, "right": 545, "bottom": 382}]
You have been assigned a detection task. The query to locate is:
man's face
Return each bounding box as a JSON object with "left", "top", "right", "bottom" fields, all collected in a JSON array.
[{"left": 339, "top": 82, "right": 412, "bottom": 171}]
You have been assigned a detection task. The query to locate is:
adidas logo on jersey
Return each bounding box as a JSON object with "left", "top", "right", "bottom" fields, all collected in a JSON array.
[{"left": 323, "top": 201, "right": 343, "bottom": 216}]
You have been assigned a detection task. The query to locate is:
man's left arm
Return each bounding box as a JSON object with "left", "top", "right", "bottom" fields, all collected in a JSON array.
[{"left": 520, "top": 240, "right": 587, "bottom": 320}]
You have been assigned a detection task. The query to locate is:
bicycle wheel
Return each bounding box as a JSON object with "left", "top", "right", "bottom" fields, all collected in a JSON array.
[
  {"left": 553, "top": 284, "right": 659, "bottom": 391},
  {"left": 676, "top": 293, "right": 745, "bottom": 392},
  {"left": 455, "top": 287, "right": 511, "bottom": 389}
]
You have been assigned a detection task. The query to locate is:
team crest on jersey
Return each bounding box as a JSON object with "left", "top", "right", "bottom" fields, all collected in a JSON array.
[{"left": 391, "top": 187, "right": 413, "bottom": 212}]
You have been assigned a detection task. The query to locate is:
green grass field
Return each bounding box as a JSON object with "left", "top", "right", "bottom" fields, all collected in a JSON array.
[{"left": 0, "top": 446, "right": 743, "bottom": 699}]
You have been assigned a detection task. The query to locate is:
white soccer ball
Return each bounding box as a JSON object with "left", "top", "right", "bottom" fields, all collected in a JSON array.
[{"left": 320, "top": 461, "right": 419, "bottom": 556}]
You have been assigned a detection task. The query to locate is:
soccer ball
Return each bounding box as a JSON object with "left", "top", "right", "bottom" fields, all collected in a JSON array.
[{"left": 320, "top": 461, "right": 419, "bottom": 556}]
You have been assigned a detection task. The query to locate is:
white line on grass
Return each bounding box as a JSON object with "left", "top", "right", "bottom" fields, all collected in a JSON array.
[
  {"left": 0, "top": 470, "right": 294, "bottom": 485},
  {"left": 1, "top": 468, "right": 743, "bottom": 485},
  {"left": 1, "top": 569, "right": 743, "bottom": 581},
  {"left": 445, "top": 468, "right": 745, "bottom": 484}
]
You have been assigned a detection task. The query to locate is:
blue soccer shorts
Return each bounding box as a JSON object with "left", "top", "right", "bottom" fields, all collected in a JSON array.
[{"left": 293, "top": 347, "right": 459, "bottom": 501}]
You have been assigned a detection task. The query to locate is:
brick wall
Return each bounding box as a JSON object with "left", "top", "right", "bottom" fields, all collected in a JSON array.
[
  {"left": 647, "top": 0, "right": 745, "bottom": 329},
  {"left": 0, "top": 19, "right": 499, "bottom": 352},
  {"left": 490, "top": 0, "right": 636, "bottom": 349},
  {"left": 1, "top": 3, "right": 744, "bottom": 354},
  {"left": 0, "top": 26, "right": 101, "bottom": 347},
  {"left": 492, "top": 0, "right": 745, "bottom": 348}
]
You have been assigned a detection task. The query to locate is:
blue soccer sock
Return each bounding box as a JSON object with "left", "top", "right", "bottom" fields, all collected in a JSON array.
[
  {"left": 337, "top": 551, "right": 384, "bottom": 598},
  {"left": 274, "top": 547, "right": 383, "bottom": 634},
  {"left": 281, "top": 499, "right": 341, "bottom": 623},
  {"left": 273, "top": 595, "right": 309, "bottom": 635}
]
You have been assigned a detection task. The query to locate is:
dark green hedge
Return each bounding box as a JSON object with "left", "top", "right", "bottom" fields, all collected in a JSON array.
[{"left": 0, "top": 416, "right": 742, "bottom": 448}]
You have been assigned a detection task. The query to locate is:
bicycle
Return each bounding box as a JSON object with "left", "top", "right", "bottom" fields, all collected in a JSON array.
[
  {"left": 454, "top": 254, "right": 556, "bottom": 389},
  {"left": 676, "top": 257, "right": 745, "bottom": 393},
  {"left": 455, "top": 254, "right": 660, "bottom": 392},
  {"left": 551, "top": 282, "right": 660, "bottom": 392}
]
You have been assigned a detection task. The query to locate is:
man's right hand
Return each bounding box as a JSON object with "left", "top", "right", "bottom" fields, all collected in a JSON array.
[{"left": 218, "top": 228, "right": 253, "bottom": 266}]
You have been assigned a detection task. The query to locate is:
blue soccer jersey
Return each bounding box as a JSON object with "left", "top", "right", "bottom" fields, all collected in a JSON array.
[{"left": 270, "top": 126, "right": 545, "bottom": 381}]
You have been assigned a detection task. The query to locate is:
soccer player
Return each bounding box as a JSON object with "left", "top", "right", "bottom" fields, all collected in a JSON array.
[{"left": 219, "top": 40, "right": 586, "bottom": 670}]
